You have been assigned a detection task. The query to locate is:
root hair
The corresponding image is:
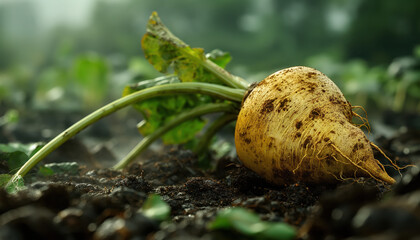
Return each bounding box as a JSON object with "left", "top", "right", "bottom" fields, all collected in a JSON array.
[
  {"left": 330, "top": 143, "right": 383, "bottom": 183},
  {"left": 352, "top": 106, "right": 371, "bottom": 132}
]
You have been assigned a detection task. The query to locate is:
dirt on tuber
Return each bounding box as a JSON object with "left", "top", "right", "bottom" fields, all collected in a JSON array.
[{"left": 235, "top": 66, "right": 396, "bottom": 185}]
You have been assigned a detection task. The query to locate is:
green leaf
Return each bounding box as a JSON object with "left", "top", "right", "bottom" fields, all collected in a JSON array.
[
  {"left": 131, "top": 12, "right": 245, "bottom": 146},
  {"left": 161, "top": 117, "right": 206, "bottom": 145},
  {"left": 37, "top": 166, "right": 55, "bottom": 177},
  {"left": 208, "top": 207, "right": 296, "bottom": 240},
  {"left": 142, "top": 12, "right": 226, "bottom": 85},
  {"left": 0, "top": 109, "right": 19, "bottom": 126},
  {"left": 72, "top": 53, "right": 109, "bottom": 106},
  {"left": 124, "top": 80, "right": 214, "bottom": 144},
  {"left": 43, "top": 162, "right": 80, "bottom": 176},
  {"left": 209, "top": 207, "right": 262, "bottom": 234},
  {"left": 0, "top": 142, "right": 44, "bottom": 173},
  {"left": 140, "top": 194, "right": 171, "bottom": 221},
  {"left": 0, "top": 174, "right": 25, "bottom": 194},
  {"left": 0, "top": 174, "right": 11, "bottom": 188},
  {"left": 258, "top": 223, "right": 297, "bottom": 240},
  {"left": 5, "top": 151, "right": 28, "bottom": 173},
  {"left": 0, "top": 142, "right": 43, "bottom": 156}
]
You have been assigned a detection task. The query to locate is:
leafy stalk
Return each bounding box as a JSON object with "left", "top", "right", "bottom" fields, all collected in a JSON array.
[
  {"left": 143, "top": 12, "right": 249, "bottom": 90},
  {"left": 7, "top": 82, "right": 245, "bottom": 187},
  {"left": 200, "top": 57, "right": 249, "bottom": 90},
  {"left": 112, "top": 102, "right": 237, "bottom": 169}
]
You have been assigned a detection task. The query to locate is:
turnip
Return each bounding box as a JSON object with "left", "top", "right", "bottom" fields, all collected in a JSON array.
[
  {"left": 6, "top": 12, "right": 397, "bottom": 190},
  {"left": 235, "top": 66, "right": 396, "bottom": 184}
]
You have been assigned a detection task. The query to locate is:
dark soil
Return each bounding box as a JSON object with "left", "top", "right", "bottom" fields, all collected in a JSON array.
[{"left": 1, "top": 110, "right": 419, "bottom": 240}]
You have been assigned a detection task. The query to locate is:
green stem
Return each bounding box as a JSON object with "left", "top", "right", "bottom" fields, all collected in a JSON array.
[
  {"left": 178, "top": 46, "right": 249, "bottom": 90},
  {"left": 7, "top": 82, "right": 245, "bottom": 187},
  {"left": 201, "top": 58, "right": 249, "bottom": 90},
  {"left": 112, "top": 103, "right": 236, "bottom": 170},
  {"left": 194, "top": 114, "right": 237, "bottom": 157}
]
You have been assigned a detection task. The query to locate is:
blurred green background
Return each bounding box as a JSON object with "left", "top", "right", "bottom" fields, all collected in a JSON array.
[{"left": 1, "top": 0, "right": 420, "bottom": 126}]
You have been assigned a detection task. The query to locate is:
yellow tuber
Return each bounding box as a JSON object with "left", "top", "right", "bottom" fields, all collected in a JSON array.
[{"left": 235, "top": 66, "right": 395, "bottom": 185}]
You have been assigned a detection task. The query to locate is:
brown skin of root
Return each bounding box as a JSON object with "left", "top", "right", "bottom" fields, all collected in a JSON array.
[{"left": 235, "top": 66, "right": 396, "bottom": 185}]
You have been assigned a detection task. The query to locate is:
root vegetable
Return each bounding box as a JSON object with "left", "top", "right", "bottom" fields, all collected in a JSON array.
[{"left": 235, "top": 66, "right": 395, "bottom": 185}]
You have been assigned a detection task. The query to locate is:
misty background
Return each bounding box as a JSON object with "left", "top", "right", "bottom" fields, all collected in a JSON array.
[{"left": 1, "top": 0, "right": 419, "bottom": 147}]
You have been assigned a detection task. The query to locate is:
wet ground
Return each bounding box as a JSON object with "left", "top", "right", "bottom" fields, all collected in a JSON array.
[{"left": 0, "top": 110, "right": 419, "bottom": 239}]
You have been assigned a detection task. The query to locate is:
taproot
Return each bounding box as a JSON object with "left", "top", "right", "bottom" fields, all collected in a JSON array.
[{"left": 235, "top": 66, "right": 395, "bottom": 185}]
